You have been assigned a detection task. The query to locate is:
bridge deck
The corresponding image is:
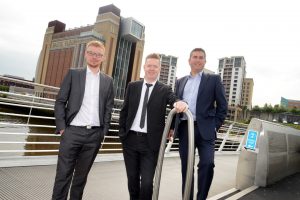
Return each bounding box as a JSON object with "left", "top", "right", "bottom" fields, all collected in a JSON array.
[{"left": 0, "top": 153, "right": 238, "bottom": 200}]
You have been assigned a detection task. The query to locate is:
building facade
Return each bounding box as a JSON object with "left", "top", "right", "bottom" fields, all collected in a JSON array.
[
  {"left": 158, "top": 54, "right": 177, "bottom": 90},
  {"left": 218, "top": 56, "right": 249, "bottom": 121},
  {"left": 218, "top": 56, "right": 246, "bottom": 107},
  {"left": 241, "top": 78, "right": 254, "bottom": 110},
  {"left": 281, "top": 97, "right": 300, "bottom": 109},
  {"left": 35, "top": 4, "right": 145, "bottom": 100}
]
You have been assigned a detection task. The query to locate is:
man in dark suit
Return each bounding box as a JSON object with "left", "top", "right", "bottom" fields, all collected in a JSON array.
[
  {"left": 52, "top": 40, "right": 114, "bottom": 200},
  {"left": 171, "top": 48, "right": 227, "bottom": 200},
  {"left": 119, "top": 53, "right": 188, "bottom": 200}
]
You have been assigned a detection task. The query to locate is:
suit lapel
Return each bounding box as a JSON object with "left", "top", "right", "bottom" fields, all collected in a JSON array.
[
  {"left": 197, "top": 72, "right": 208, "bottom": 99},
  {"left": 79, "top": 68, "right": 87, "bottom": 105},
  {"left": 132, "top": 81, "right": 143, "bottom": 114},
  {"left": 148, "top": 81, "right": 161, "bottom": 105},
  {"left": 137, "top": 81, "right": 143, "bottom": 99},
  {"left": 98, "top": 72, "right": 105, "bottom": 120},
  {"left": 179, "top": 76, "right": 189, "bottom": 99},
  {"left": 99, "top": 72, "right": 105, "bottom": 98}
]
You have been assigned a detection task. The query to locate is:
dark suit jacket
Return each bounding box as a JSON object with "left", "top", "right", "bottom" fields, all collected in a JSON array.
[
  {"left": 54, "top": 68, "right": 114, "bottom": 136},
  {"left": 175, "top": 72, "right": 227, "bottom": 140},
  {"left": 119, "top": 80, "right": 177, "bottom": 151}
]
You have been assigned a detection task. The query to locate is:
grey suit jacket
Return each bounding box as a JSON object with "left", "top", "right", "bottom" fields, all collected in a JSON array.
[{"left": 54, "top": 68, "right": 114, "bottom": 136}]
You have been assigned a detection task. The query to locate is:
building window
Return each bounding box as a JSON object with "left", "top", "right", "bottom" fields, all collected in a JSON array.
[
  {"left": 131, "top": 20, "right": 143, "bottom": 39},
  {"left": 234, "top": 57, "right": 242, "bottom": 68}
]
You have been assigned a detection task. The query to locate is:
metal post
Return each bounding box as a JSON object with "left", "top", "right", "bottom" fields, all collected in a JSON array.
[
  {"left": 218, "top": 123, "right": 234, "bottom": 152},
  {"left": 153, "top": 108, "right": 194, "bottom": 200}
]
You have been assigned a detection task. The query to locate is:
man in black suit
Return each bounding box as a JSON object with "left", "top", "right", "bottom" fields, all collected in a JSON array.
[
  {"left": 171, "top": 48, "right": 227, "bottom": 200},
  {"left": 52, "top": 40, "right": 114, "bottom": 200},
  {"left": 119, "top": 53, "right": 188, "bottom": 200}
]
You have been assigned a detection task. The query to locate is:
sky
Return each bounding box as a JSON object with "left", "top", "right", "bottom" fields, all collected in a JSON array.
[{"left": 0, "top": 0, "right": 300, "bottom": 107}]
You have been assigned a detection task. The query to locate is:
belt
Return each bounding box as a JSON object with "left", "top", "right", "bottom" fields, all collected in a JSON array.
[
  {"left": 71, "top": 125, "right": 101, "bottom": 129},
  {"left": 130, "top": 130, "right": 147, "bottom": 136}
]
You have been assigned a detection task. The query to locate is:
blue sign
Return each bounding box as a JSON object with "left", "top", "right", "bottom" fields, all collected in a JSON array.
[{"left": 245, "top": 130, "right": 258, "bottom": 150}]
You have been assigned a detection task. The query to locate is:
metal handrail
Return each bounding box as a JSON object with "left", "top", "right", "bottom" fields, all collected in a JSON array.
[
  {"left": 0, "top": 91, "right": 55, "bottom": 102},
  {"left": 0, "top": 112, "right": 55, "bottom": 120},
  {"left": 153, "top": 109, "right": 194, "bottom": 200},
  {"left": 0, "top": 75, "right": 60, "bottom": 90},
  {"left": 0, "top": 101, "right": 54, "bottom": 110}
]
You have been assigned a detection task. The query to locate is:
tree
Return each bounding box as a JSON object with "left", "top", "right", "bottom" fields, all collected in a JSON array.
[{"left": 252, "top": 105, "right": 261, "bottom": 112}]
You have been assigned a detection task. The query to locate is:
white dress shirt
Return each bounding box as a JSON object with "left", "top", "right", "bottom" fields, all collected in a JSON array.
[
  {"left": 130, "top": 80, "right": 157, "bottom": 133},
  {"left": 71, "top": 66, "right": 100, "bottom": 126}
]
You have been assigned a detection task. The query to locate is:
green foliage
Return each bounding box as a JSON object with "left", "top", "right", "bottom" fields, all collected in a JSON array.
[
  {"left": 262, "top": 103, "right": 273, "bottom": 113},
  {"left": 0, "top": 85, "right": 9, "bottom": 92},
  {"left": 283, "top": 123, "right": 300, "bottom": 130},
  {"left": 252, "top": 105, "right": 261, "bottom": 112},
  {"left": 251, "top": 104, "right": 300, "bottom": 115},
  {"left": 239, "top": 119, "right": 251, "bottom": 124},
  {"left": 273, "top": 104, "right": 287, "bottom": 113},
  {"left": 289, "top": 108, "right": 300, "bottom": 115}
]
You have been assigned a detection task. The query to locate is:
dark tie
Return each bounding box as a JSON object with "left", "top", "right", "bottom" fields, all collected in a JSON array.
[{"left": 140, "top": 83, "right": 153, "bottom": 128}]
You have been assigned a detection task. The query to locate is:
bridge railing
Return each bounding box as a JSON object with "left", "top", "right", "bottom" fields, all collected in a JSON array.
[{"left": 0, "top": 75, "right": 248, "bottom": 156}]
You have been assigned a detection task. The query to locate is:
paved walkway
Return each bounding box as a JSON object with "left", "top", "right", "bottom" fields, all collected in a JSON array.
[
  {"left": 0, "top": 153, "right": 238, "bottom": 200},
  {"left": 239, "top": 172, "right": 300, "bottom": 200}
]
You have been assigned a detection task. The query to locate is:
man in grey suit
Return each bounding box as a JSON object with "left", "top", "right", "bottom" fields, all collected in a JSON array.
[{"left": 52, "top": 40, "right": 114, "bottom": 200}]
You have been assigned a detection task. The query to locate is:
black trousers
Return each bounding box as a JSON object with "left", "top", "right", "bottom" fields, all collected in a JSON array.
[
  {"left": 52, "top": 126, "right": 103, "bottom": 200},
  {"left": 122, "top": 131, "right": 159, "bottom": 200},
  {"left": 178, "top": 121, "right": 215, "bottom": 200}
]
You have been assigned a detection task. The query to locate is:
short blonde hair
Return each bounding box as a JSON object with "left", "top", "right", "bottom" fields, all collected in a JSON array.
[
  {"left": 145, "top": 53, "right": 160, "bottom": 60},
  {"left": 86, "top": 40, "right": 105, "bottom": 51}
]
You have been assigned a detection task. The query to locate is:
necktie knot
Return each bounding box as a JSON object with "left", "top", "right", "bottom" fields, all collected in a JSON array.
[{"left": 146, "top": 83, "right": 153, "bottom": 88}]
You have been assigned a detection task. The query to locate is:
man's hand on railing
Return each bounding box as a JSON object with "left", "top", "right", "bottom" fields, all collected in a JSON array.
[
  {"left": 173, "top": 101, "right": 188, "bottom": 113},
  {"left": 168, "top": 129, "right": 174, "bottom": 142},
  {"left": 59, "top": 129, "right": 64, "bottom": 135}
]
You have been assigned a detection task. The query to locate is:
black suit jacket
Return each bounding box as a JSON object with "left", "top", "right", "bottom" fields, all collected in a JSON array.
[
  {"left": 175, "top": 72, "right": 227, "bottom": 140},
  {"left": 119, "top": 80, "right": 177, "bottom": 151},
  {"left": 54, "top": 68, "right": 114, "bottom": 136}
]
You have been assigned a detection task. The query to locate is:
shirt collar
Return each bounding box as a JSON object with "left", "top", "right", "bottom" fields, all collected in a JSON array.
[
  {"left": 143, "top": 79, "right": 157, "bottom": 87},
  {"left": 189, "top": 70, "right": 203, "bottom": 78},
  {"left": 86, "top": 66, "right": 100, "bottom": 76}
]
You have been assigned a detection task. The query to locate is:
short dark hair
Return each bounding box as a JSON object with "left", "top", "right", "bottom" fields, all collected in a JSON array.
[{"left": 189, "top": 48, "right": 206, "bottom": 59}]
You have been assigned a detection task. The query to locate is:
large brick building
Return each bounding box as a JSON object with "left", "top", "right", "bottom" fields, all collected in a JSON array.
[{"left": 35, "top": 4, "right": 145, "bottom": 100}]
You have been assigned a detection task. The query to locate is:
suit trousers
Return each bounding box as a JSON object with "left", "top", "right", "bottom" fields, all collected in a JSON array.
[
  {"left": 52, "top": 126, "right": 103, "bottom": 200},
  {"left": 122, "top": 132, "right": 159, "bottom": 200},
  {"left": 178, "top": 121, "right": 215, "bottom": 200}
]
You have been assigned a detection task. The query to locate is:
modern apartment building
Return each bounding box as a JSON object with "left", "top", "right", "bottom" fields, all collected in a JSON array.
[
  {"left": 218, "top": 56, "right": 246, "bottom": 106},
  {"left": 159, "top": 54, "right": 177, "bottom": 90},
  {"left": 241, "top": 78, "right": 254, "bottom": 109},
  {"left": 35, "top": 4, "right": 145, "bottom": 100}
]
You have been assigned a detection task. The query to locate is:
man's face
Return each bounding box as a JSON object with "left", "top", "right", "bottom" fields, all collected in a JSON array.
[
  {"left": 85, "top": 45, "right": 105, "bottom": 68},
  {"left": 144, "top": 58, "right": 161, "bottom": 82},
  {"left": 189, "top": 51, "right": 206, "bottom": 72}
]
